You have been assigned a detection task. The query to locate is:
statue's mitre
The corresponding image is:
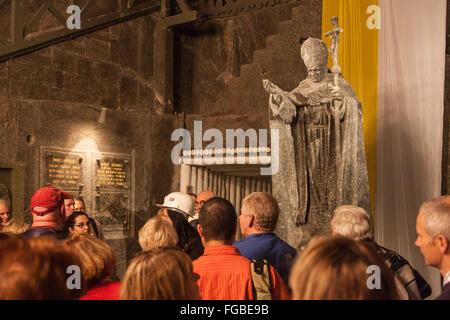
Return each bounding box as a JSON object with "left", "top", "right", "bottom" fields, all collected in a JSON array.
[{"left": 301, "top": 37, "right": 329, "bottom": 67}]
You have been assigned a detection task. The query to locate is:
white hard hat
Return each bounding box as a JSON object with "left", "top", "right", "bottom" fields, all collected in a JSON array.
[{"left": 156, "top": 192, "right": 194, "bottom": 217}]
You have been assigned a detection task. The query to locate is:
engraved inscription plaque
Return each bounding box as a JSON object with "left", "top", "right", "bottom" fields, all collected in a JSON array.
[
  {"left": 41, "top": 148, "right": 86, "bottom": 191},
  {"left": 40, "top": 148, "right": 134, "bottom": 239},
  {"left": 93, "top": 153, "right": 133, "bottom": 235},
  {"left": 95, "top": 158, "right": 129, "bottom": 190}
]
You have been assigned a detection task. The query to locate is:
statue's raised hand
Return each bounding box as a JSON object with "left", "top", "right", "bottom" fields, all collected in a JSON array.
[{"left": 263, "top": 79, "right": 283, "bottom": 95}]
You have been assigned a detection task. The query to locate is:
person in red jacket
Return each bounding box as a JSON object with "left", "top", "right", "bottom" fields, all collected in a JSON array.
[{"left": 193, "top": 197, "right": 291, "bottom": 300}]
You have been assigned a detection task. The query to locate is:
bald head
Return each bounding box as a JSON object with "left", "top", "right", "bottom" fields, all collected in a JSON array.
[
  {"left": 0, "top": 199, "right": 10, "bottom": 227},
  {"left": 195, "top": 190, "right": 215, "bottom": 213}
]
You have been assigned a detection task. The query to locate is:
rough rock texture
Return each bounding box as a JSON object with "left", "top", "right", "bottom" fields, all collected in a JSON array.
[
  {"left": 0, "top": 0, "right": 323, "bottom": 275},
  {"left": 0, "top": 14, "right": 177, "bottom": 279},
  {"left": 180, "top": 0, "right": 323, "bottom": 137}
]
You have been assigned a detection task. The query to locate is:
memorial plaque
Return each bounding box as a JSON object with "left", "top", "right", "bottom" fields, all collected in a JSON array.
[
  {"left": 95, "top": 158, "right": 130, "bottom": 190},
  {"left": 39, "top": 148, "right": 134, "bottom": 238},
  {"left": 93, "top": 153, "right": 133, "bottom": 236},
  {"left": 95, "top": 193, "right": 130, "bottom": 232},
  {"left": 41, "top": 149, "right": 85, "bottom": 191}
]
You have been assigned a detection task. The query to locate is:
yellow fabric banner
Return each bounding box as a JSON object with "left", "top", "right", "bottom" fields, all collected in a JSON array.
[{"left": 322, "top": 0, "right": 379, "bottom": 212}]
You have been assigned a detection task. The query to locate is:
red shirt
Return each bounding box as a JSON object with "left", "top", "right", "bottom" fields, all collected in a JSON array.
[
  {"left": 193, "top": 245, "right": 291, "bottom": 300},
  {"left": 80, "top": 281, "right": 121, "bottom": 300}
]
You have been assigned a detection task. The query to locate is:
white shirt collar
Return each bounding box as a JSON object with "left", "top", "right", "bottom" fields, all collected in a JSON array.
[
  {"left": 188, "top": 212, "right": 199, "bottom": 222},
  {"left": 444, "top": 271, "right": 450, "bottom": 286}
]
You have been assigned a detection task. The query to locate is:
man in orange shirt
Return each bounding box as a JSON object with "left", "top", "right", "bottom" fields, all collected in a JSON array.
[{"left": 194, "top": 197, "right": 291, "bottom": 300}]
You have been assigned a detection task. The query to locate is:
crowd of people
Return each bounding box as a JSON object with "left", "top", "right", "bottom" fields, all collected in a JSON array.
[{"left": 0, "top": 186, "right": 449, "bottom": 300}]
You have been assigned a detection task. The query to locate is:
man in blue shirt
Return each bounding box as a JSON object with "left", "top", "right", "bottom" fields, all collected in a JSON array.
[{"left": 233, "top": 192, "right": 297, "bottom": 286}]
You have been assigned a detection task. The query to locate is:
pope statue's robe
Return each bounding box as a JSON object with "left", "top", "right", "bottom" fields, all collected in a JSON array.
[{"left": 269, "top": 73, "right": 371, "bottom": 248}]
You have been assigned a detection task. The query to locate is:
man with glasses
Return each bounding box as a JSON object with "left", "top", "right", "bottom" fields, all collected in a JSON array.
[
  {"left": 189, "top": 190, "right": 215, "bottom": 229},
  {"left": 0, "top": 199, "right": 10, "bottom": 229}
]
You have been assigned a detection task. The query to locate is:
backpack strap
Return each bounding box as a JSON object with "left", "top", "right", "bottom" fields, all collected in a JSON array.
[
  {"left": 89, "top": 218, "right": 99, "bottom": 238},
  {"left": 377, "top": 244, "right": 431, "bottom": 299},
  {"left": 251, "top": 259, "right": 272, "bottom": 300},
  {"left": 413, "top": 269, "right": 432, "bottom": 299}
]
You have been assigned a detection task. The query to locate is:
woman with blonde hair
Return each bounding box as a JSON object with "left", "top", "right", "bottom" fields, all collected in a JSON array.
[
  {"left": 1, "top": 219, "right": 30, "bottom": 234},
  {"left": 120, "top": 247, "right": 200, "bottom": 300},
  {"left": 64, "top": 233, "right": 120, "bottom": 300},
  {"left": 290, "top": 236, "right": 399, "bottom": 300},
  {"left": 138, "top": 216, "right": 178, "bottom": 251}
]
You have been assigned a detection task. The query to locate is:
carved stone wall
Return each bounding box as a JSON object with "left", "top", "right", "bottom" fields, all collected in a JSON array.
[
  {"left": 0, "top": 0, "right": 324, "bottom": 276},
  {"left": 177, "top": 0, "right": 323, "bottom": 137},
  {"left": 0, "top": 14, "right": 179, "bottom": 279}
]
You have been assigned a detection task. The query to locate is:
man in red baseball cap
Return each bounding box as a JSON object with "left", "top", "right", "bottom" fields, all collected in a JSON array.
[{"left": 24, "top": 186, "right": 71, "bottom": 239}]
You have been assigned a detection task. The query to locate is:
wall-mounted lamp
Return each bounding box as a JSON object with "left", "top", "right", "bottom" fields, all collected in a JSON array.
[{"left": 98, "top": 107, "right": 107, "bottom": 124}]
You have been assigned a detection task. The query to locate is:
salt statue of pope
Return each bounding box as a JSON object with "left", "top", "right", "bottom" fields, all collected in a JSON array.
[{"left": 263, "top": 37, "right": 371, "bottom": 248}]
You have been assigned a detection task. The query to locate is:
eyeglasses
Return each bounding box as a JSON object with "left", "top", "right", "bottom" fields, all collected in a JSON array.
[{"left": 74, "top": 222, "right": 90, "bottom": 228}]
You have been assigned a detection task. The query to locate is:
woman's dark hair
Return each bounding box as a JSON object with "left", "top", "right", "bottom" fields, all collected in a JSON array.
[
  {"left": 63, "top": 211, "right": 89, "bottom": 235},
  {"left": 167, "top": 210, "right": 203, "bottom": 260}
]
